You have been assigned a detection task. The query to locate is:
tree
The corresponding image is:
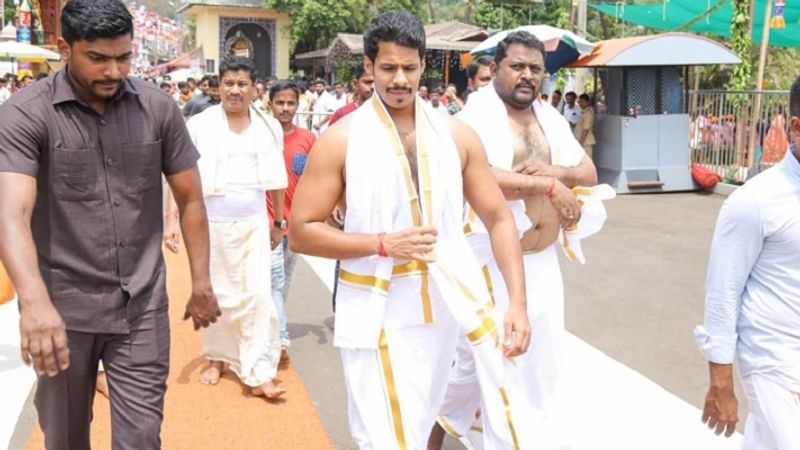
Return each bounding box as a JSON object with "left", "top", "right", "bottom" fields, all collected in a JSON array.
[
  {"left": 728, "top": 0, "right": 752, "bottom": 90},
  {"left": 264, "top": 0, "right": 429, "bottom": 54}
]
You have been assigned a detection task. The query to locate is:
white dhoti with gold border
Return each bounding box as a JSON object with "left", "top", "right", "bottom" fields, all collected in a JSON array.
[
  {"left": 438, "top": 246, "right": 566, "bottom": 449},
  {"left": 203, "top": 217, "right": 281, "bottom": 387},
  {"left": 336, "top": 96, "right": 524, "bottom": 450}
]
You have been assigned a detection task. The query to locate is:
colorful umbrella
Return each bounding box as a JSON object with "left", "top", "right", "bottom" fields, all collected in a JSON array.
[{"left": 470, "top": 24, "right": 595, "bottom": 73}]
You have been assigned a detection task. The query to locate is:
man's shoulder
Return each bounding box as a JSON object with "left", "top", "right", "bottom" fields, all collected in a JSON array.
[
  {"left": 1, "top": 78, "right": 51, "bottom": 110},
  {"left": 128, "top": 77, "right": 173, "bottom": 105}
]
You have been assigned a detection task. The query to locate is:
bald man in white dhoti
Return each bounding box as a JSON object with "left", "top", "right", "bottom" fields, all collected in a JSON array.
[{"left": 290, "top": 11, "right": 532, "bottom": 450}]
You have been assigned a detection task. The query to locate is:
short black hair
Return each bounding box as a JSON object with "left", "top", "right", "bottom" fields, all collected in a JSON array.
[
  {"left": 565, "top": 91, "right": 577, "bottom": 98},
  {"left": 313, "top": 78, "right": 326, "bottom": 86},
  {"left": 178, "top": 81, "right": 188, "bottom": 89},
  {"left": 219, "top": 56, "right": 257, "bottom": 82},
  {"left": 494, "top": 31, "right": 546, "bottom": 66},
  {"left": 364, "top": 10, "right": 425, "bottom": 61},
  {"left": 200, "top": 75, "right": 210, "bottom": 83},
  {"left": 207, "top": 76, "right": 219, "bottom": 88},
  {"left": 553, "top": 89, "right": 562, "bottom": 96},
  {"left": 61, "top": 0, "right": 133, "bottom": 45},
  {"left": 333, "top": 81, "right": 344, "bottom": 88},
  {"left": 467, "top": 55, "right": 492, "bottom": 80},
  {"left": 21, "top": 75, "right": 33, "bottom": 82},
  {"left": 791, "top": 76, "right": 800, "bottom": 119},
  {"left": 579, "top": 93, "right": 590, "bottom": 102},
  {"left": 269, "top": 79, "right": 300, "bottom": 102},
  {"left": 160, "top": 82, "right": 171, "bottom": 89},
  {"left": 353, "top": 64, "right": 367, "bottom": 80}
]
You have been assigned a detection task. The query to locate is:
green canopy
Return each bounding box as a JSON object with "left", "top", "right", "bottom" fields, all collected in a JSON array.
[{"left": 590, "top": 0, "right": 800, "bottom": 48}]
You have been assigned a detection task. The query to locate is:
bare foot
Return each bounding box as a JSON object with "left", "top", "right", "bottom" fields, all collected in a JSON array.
[
  {"left": 280, "top": 346, "right": 290, "bottom": 366},
  {"left": 251, "top": 380, "right": 286, "bottom": 399},
  {"left": 95, "top": 371, "right": 110, "bottom": 399},
  {"left": 199, "top": 360, "right": 224, "bottom": 385}
]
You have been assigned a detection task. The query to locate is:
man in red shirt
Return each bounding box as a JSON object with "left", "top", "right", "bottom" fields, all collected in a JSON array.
[
  {"left": 328, "top": 65, "right": 375, "bottom": 126},
  {"left": 267, "top": 80, "right": 316, "bottom": 363}
]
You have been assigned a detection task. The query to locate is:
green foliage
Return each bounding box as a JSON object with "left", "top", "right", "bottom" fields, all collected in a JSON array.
[
  {"left": 4, "top": 5, "right": 17, "bottom": 25},
  {"left": 374, "top": 0, "right": 428, "bottom": 20},
  {"left": 264, "top": 0, "right": 431, "bottom": 54},
  {"left": 472, "top": 2, "right": 520, "bottom": 29},
  {"left": 729, "top": 0, "right": 752, "bottom": 90},
  {"left": 335, "top": 62, "right": 355, "bottom": 83},
  {"left": 264, "top": 0, "right": 371, "bottom": 54},
  {"left": 182, "top": 16, "right": 197, "bottom": 53}
]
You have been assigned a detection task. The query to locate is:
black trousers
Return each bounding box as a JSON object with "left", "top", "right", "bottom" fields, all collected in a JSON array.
[{"left": 35, "top": 306, "right": 170, "bottom": 450}]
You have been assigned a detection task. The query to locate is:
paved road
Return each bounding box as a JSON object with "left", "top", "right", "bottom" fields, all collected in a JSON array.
[
  {"left": 286, "top": 192, "right": 747, "bottom": 450},
  {"left": 5, "top": 192, "right": 747, "bottom": 450}
]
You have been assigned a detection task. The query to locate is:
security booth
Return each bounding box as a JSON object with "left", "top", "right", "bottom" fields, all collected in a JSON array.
[{"left": 570, "top": 33, "right": 740, "bottom": 193}]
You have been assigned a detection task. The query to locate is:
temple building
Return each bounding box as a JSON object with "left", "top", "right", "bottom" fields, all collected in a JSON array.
[{"left": 179, "top": 0, "right": 290, "bottom": 78}]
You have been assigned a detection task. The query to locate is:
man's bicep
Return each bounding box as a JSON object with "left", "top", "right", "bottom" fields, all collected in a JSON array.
[
  {"left": 458, "top": 124, "right": 506, "bottom": 219},
  {"left": 166, "top": 165, "right": 203, "bottom": 204},
  {"left": 0, "top": 107, "right": 43, "bottom": 177},
  {"left": 291, "top": 132, "right": 346, "bottom": 223},
  {"left": 567, "top": 154, "right": 597, "bottom": 186},
  {"left": 0, "top": 172, "right": 37, "bottom": 214}
]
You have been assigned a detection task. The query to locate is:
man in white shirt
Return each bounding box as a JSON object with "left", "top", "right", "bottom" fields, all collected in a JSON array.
[
  {"left": 562, "top": 91, "right": 580, "bottom": 130},
  {"left": 314, "top": 80, "right": 348, "bottom": 131},
  {"left": 310, "top": 78, "right": 332, "bottom": 134},
  {"left": 0, "top": 77, "right": 11, "bottom": 105},
  {"left": 695, "top": 76, "right": 800, "bottom": 449}
]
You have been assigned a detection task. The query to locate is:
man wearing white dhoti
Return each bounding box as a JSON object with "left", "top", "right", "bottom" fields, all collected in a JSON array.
[
  {"left": 432, "top": 31, "right": 599, "bottom": 450},
  {"left": 290, "top": 11, "right": 532, "bottom": 450},
  {"left": 167, "top": 56, "right": 288, "bottom": 399},
  {"left": 695, "top": 76, "right": 800, "bottom": 449}
]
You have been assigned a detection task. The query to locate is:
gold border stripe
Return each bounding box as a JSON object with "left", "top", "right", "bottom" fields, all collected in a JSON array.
[
  {"left": 421, "top": 273, "right": 433, "bottom": 324},
  {"left": 466, "top": 316, "right": 496, "bottom": 344},
  {"left": 392, "top": 260, "right": 428, "bottom": 276},
  {"left": 339, "top": 269, "right": 390, "bottom": 294},
  {"left": 572, "top": 186, "right": 593, "bottom": 196},
  {"left": 371, "top": 97, "right": 422, "bottom": 227},
  {"left": 391, "top": 260, "right": 433, "bottom": 324},
  {"left": 437, "top": 416, "right": 462, "bottom": 438},
  {"left": 470, "top": 425, "right": 484, "bottom": 433},
  {"left": 417, "top": 131, "right": 434, "bottom": 226},
  {"left": 482, "top": 265, "right": 496, "bottom": 306},
  {"left": 499, "top": 387, "right": 521, "bottom": 450},
  {"left": 379, "top": 330, "right": 407, "bottom": 450}
]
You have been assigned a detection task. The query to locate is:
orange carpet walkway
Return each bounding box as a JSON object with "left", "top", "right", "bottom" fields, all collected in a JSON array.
[{"left": 27, "top": 249, "right": 334, "bottom": 450}]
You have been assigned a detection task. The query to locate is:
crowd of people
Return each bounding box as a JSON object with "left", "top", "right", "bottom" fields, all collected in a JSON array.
[
  {"left": 0, "top": 72, "right": 49, "bottom": 105},
  {"left": 0, "top": 2, "right": 798, "bottom": 450},
  {"left": 691, "top": 104, "right": 791, "bottom": 165}
]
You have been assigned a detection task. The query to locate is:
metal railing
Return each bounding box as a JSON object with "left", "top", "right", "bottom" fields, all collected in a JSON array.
[
  {"left": 688, "top": 90, "right": 790, "bottom": 183},
  {"left": 273, "top": 111, "right": 336, "bottom": 134}
]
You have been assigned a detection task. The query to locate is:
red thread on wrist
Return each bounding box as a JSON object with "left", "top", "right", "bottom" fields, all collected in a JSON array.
[
  {"left": 377, "top": 232, "right": 388, "bottom": 257},
  {"left": 546, "top": 177, "right": 556, "bottom": 198}
]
